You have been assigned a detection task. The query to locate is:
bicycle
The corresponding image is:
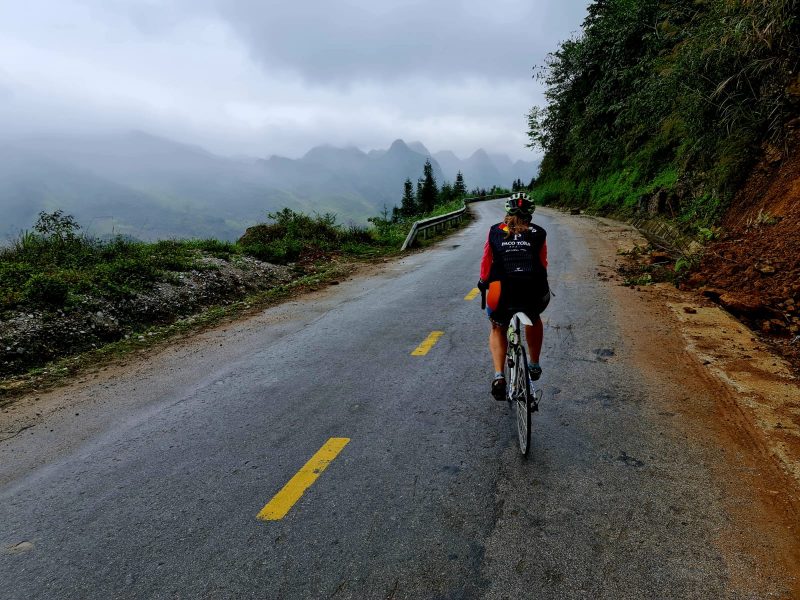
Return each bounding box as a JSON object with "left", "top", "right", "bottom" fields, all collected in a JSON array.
[
  {"left": 504, "top": 311, "right": 543, "bottom": 456},
  {"left": 482, "top": 291, "right": 542, "bottom": 456}
]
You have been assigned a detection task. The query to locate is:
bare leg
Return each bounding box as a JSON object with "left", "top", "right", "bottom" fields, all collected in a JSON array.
[
  {"left": 489, "top": 324, "right": 507, "bottom": 374},
  {"left": 525, "top": 317, "right": 544, "bottom": 363}
]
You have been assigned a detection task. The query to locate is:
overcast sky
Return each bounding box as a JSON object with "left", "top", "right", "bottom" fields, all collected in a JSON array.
[{"left": 0, "top": 0, "right": 589, "bottom": 160}]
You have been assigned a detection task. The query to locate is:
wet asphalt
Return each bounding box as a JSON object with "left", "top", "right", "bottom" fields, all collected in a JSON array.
[{"left": 0, "top": 202, "right": 781, "bottom": 599}]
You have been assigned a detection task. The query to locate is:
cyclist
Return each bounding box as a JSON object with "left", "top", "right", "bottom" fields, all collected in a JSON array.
[{"left": 477, "top": 192, "right": 550, "bottom": 400}]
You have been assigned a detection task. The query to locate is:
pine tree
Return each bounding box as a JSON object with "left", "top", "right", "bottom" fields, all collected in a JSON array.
[
  {"left": 454, "top": 171, "right": 466, "bottom": 197},
  {"left": 400, "top": 178, "right": 417, "bottom": 217},
  {"left": 420, "top": 158, "right": 438, "bottom": 213},
  {"left": 439, "top": 182, "right": 454, "bottom": 205}
]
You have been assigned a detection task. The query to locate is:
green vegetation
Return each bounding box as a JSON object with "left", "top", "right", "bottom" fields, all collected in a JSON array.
[
  {"left": 0, "top": 210, "right": 209, "bottom": 312},
  {"left": 238, "top": 208, "right": 386, "bottom": 263},
  {"left": 528, "top": 0, "right": 800, "bottom": 231},
  {"left": 391, "top": 161, "right": 471, "bottom": 222},
  {"left": 1, "top": 199, "right": 470, "bottom": 315}
]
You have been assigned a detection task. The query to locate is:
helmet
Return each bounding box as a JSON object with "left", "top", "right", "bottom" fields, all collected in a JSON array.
[{"left": 505, "top": 192, "right": 534, "bottom": 217}]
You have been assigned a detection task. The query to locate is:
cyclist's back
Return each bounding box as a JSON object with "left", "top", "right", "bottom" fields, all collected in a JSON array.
[{"left": 477, "top": 193, "right": 550, "bottom": 399}]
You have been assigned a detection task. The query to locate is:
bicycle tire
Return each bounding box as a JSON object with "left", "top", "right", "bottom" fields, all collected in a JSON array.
[{"left": 516, "top": 343, "right": 532, "bottom": 456}]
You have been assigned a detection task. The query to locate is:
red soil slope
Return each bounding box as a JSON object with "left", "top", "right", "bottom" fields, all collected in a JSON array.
[{"left": 691, "top": 139, "right": 800, "bottom": 366}]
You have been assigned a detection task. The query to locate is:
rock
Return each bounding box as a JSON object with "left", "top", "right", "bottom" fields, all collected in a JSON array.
[
  {"left": 7, "top": 541, "right": 34, "bottom": 554},
  {"left": 757, "top": 264, "right": 776, "bottom": 275},
  {"left": 685, "top": 273, "right": 706, "bottom": 288},
  {"left": 718, "top": 293, "right": 763, "bottom": 318},
  {"left": 683, "top": 306, "right": 697, "bottom": 314},
  {"left": 649, "top": 251, "right": 671, "bottom": 265},
  {"left": 769, "top": 319, "right": 787, "bottom": 333}
]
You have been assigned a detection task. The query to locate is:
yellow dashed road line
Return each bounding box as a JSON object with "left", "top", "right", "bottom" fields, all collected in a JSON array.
[
  {"left": 464, "top": 288, "right": 480, "bottom": 301},
  {"left": 257, "top": 437, "right": 350, "bottom": 521},
  {"left": 411, "top": 331, "right": 444, "bottom": 356}
]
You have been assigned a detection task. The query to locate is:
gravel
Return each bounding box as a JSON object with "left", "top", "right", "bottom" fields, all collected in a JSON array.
[{"left": 0, "top": 254, "right": 292, "bottom": 377}]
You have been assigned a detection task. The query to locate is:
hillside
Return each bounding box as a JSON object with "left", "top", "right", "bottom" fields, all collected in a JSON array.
[
  {"left": 528, "top": 0, "right": 799, "bottom": 363},
  {"left": 690, "top": 133, "right": 800, "bottom": 363},
  {"left": 528, "top": 0, "right": 799, "bottom": 224}
]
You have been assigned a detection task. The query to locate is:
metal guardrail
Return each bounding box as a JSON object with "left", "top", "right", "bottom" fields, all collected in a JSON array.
[
  {"left": 400, "top": 195, "right": 511, "bottom": 251},
  {"left": 464, "top": 193, "right": 509, "bottom": 204},
  {"left": 400, "top": 205, "right": 468, "bottom": 251}
]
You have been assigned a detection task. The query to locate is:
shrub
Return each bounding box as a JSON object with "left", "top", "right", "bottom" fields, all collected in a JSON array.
[
  {"left": 23, "top": 273, "right": 69, "bottom": 306},
  {"left": 241, "top": 240, "right": 303, "bottom": 264}
]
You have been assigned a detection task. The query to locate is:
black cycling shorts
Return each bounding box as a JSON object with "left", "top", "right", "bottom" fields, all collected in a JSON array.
[{"left": 486, "top": 281, "right": 550, "bottom": 327}]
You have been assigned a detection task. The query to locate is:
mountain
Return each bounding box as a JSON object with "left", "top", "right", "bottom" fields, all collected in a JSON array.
[
  {"left": 431, "top": 150, "right": 461, "bottom": 181},
  {"left": 464, "top": 149, "right": 503, "bottom": 190},
  {"left": 488, "top": 153, "right": 514, "bottom": 175},
  {"left": 0, "top": 132, "right": 535, "bottom": 242},
  {"left": 433, "top": 149, "right": 539, "bottom": 190},
  {"left": 0, "top": 133, "right": 444, "bottom": 241},
  {"left": 407, "top": 141, "right": 431, "bottom": 155}
]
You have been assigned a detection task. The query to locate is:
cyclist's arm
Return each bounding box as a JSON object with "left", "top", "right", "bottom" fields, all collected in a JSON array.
[{"left": 479, "top": 232, "right": 493, "bottom": 281}]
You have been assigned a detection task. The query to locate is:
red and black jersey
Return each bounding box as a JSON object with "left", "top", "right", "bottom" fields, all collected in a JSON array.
[{"left": 480, "top": 222, "right": 548, "bottom": 284}]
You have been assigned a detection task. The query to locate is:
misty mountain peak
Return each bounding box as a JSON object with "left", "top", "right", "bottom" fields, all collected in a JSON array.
[
  {"left": 433, "top": 150, "right": 460, "bottom": 161},
  {"left": 388, "top": 139, "right": 411, "bottom": 153},
  {"left": 303, "top": 144, "right": 366, "bottom": 162},
  {"left": 407, "top": 141, "right": 431, "bottom": 156},
  {"left": 469, "top": 148, "right": 490, "bottom": 161}
]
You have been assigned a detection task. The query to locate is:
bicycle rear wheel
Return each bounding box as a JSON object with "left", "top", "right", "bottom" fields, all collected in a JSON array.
[{"left": 515, "top": 344, "right": 532, "bottom": 456}]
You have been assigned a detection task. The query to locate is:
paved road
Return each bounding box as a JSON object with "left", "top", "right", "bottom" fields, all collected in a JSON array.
[{"left": 0, "top": 202, "right": 790, "bottom": 598}]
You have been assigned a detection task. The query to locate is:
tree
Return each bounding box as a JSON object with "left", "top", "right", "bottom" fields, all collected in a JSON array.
[
  {"left": 419, "top": 158, "right": 438, "bottom": 213},
  {"left": 34, "top": 210, "right": 80, "bottom": 242},
  {"left": 454, "top": 171, "right": 466, "bottom": 197},
  {"left": 438, "top": 182, "right": 454, "bottom": 205},
  {"left": 400, "top": 178, "right": 417, "bottom": 217}
]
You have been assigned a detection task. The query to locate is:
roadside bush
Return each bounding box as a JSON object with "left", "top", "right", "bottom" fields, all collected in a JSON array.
[
  {"left": 0, "top": 212, "right": 212, "bottom": 311},
  {"left": 186, "top": 239, "right": 240, "bottom": 259},
  {"left": 241, "top": 239, "right": 303, "bottom": 264},
  {"left": 238, "top": 209, "right": 386, "bottom": 263},
  {"left": 22, "top": 273, "right": 69, "bottom": 306}
]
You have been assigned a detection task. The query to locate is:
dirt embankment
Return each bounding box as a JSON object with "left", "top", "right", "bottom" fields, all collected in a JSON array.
[
  {"left": 0, "top": 256, "right": 292, "bottom": 378},
  {"left": 689, "top": 135, "right": 800, "bottom": 367}
]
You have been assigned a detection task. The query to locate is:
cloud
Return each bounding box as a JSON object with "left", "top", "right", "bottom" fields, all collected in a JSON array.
[
  {"left": 213, "top": 0, "right": 585, "bottom": 84},
  {"left": 0, "top": 0, "right": 588, "bottom": 160}
]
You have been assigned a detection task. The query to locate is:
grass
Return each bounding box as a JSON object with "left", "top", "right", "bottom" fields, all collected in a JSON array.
[
  {"left": 532, "top": 166, "right": 679, "bottom": 214},
  {"left": 0, "top": 209, "right": 409, "bottom": 314},
  {"left": 528, "top": 164, "right": 730, "bottom": 239},
  {"left": 0, "top": 235, "right": 208, "bottom": 314}
]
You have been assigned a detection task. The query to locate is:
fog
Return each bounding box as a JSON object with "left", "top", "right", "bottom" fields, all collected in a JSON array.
[{"left": 0, "top": 0, "right": 589, "bottom": 160}]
